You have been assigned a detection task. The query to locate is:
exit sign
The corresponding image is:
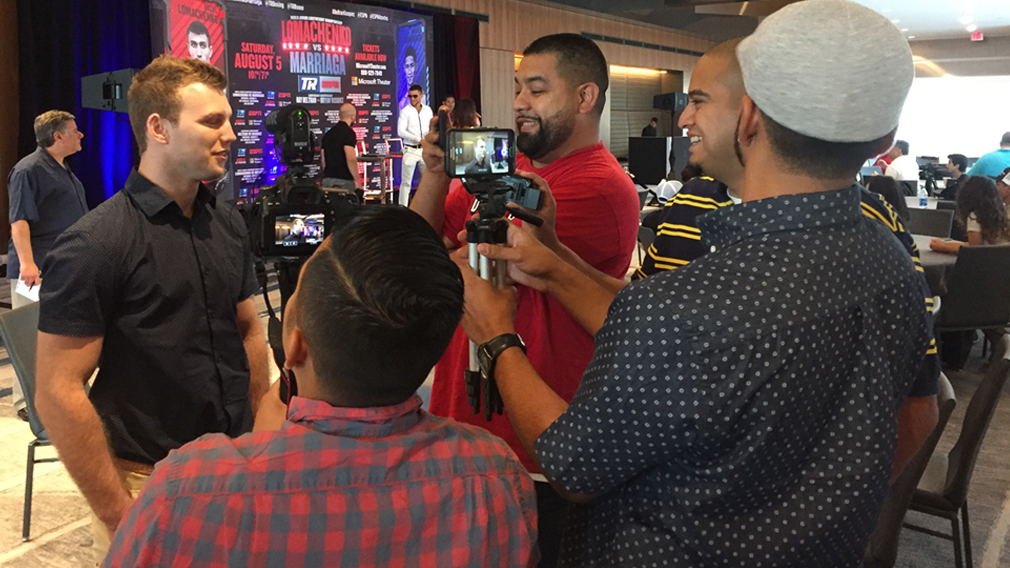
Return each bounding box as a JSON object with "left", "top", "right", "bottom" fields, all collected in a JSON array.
[{"left": 972, "top": 31, "right": 984, "bottom": 41}]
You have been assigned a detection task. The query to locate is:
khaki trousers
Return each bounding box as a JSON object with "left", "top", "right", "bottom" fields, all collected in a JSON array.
[{"left": 91, "top": 468, "right": 151, "bottom": 566}]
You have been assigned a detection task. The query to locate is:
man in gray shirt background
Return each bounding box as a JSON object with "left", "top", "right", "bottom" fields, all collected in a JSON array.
[{"left": 6, "top": 110, "right": 88, "bottom": 419}]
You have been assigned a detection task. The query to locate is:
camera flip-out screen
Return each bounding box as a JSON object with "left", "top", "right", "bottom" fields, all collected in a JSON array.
[
  {"left": 275, "top": 213, "right": 326, "bottom": 251},
  {"left": 446, "top": 129, "right": 515, "bottom": 178}
]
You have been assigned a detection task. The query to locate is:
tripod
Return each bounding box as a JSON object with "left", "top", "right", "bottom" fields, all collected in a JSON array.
[{"left": 462, "top": 180, "right": 543, "bottom": 420}]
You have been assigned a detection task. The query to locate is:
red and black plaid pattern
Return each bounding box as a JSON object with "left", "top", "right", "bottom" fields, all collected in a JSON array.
[{"left": 105, "top": 395, "right": 538, "bottom": 567}]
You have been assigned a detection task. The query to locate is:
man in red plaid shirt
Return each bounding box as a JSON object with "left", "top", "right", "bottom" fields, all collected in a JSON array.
[{"left": 104, "top": 206, "right": 538, "bottom": 567}]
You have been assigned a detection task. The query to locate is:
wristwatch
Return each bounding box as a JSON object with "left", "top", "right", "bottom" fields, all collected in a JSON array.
[{"left": 477, "top": 333, "right": 526, "bottom": 379}]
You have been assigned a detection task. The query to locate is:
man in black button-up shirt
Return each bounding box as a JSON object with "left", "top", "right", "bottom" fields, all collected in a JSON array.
[
  {"left": 6, "top": 110, "right": 89, "bottom": 416},
  {"left": 34, "top": 55, "right": 269, "bottom": 563},
  {"left": 453, "top": 1, "right": 928, "bottom": 566}
]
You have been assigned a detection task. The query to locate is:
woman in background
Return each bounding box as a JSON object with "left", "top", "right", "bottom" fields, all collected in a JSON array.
[
  {"left": 453, "top": 98, "right": 481, "bottom": 128},
  {"left": 930, "top": 176, "right": 1010, "bottom": 253}
]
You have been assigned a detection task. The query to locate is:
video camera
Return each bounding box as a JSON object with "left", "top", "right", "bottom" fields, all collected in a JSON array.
[
  {"left": 247, "top": 104, "right": 357, "bottom": 259},
  {"left": 439, "top": 109, "right": 543, "bottom": 213}
]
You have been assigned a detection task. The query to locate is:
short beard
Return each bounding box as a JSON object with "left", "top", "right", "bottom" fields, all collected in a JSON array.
[{"left": 517, "top": 109, "right": 575, "bottom": 161}]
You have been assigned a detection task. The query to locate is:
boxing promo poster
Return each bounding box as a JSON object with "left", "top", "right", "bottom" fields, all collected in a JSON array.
[{"left": 150, "top": 0, "right": 433, "bottom": 201}]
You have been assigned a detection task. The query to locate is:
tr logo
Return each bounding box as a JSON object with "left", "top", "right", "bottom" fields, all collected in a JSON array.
[{"left": 299, "top": 76, "right": 319, "bottom": 91}]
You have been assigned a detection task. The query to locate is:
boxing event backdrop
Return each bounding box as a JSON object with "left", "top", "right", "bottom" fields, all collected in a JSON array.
[{"left": 150, "top": 0, "right": 433, "bottom": 200}]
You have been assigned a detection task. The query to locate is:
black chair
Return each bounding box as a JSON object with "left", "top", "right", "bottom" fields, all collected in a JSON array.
[
  {"left": 637, "top": 209, "right": 662, "bottom": 265},
  {"left": 637, "top": 226, "right": 656, "bottom": 265},
  {"left": 934, "top": 245, "right": 1010, "bottom": 332},
  {"left": 901, "top": 180, "right": 918, "bottom": 196},
  {"left": 907, "top": 208, "right": 954, "bottom": 238},
  {"left": 0, "top": 302, "right": 58, "bottom": 542},
  {"left": 936, "top": 200, "right": 956, "bottom": 211},
  {"left": 904, "top": 354, "right": 1010, "bottom": 568},
  {"left": 865, "top": 373, "right": 957, "bottom": 568}
]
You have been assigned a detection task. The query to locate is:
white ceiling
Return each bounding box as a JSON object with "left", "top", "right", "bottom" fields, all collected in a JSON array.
[{"left": 850, "top": 0, "right": 1010, "bottom": 40}]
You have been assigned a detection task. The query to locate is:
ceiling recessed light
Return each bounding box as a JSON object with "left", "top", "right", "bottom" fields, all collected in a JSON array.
[
  {"left": 908, "top": 35, "right": 916, "bottom": 39},
  {"left": 891, "top": 19, "right": 900, "bottom": 23},
  {"left": 967, "top": 24, "right": 978, "bottom": 32},
  {"left": 901, "top": 28, "right": 909, "bottom": 32}
]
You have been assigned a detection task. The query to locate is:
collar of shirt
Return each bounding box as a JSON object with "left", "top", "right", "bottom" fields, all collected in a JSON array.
[
  {"left": 35, "top": 145, "right": 68, "bottom": 171},
  {"left": 285, "top": 394, "right": 424, "bottom": 437},
  {"left": 700, "top": 184, "right": 861, "bottom": 250},
  {"left": 124, "top": 169, "right": 216, "bottom": 218}
]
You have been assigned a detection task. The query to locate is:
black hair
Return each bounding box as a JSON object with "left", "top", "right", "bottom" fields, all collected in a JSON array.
[
  {"left": 523, "top": 33, "right": 609, "bottom": 116},
  {"left": 948, "top": 153, "right": 968, "bottom": 174},
  {"left": 405, "top": 46, "right": 416, "bottom": 61},
  {"left": 187, "top": 20, "right": 209, "bottom": 38},
  {"left": 894, "top": 140, "right": 909, "bottom": 155},
  {"left": 294, "top": 206, "right": 464, "bottom": 407},
  {"left": 865, "top": 176, "right": 910, "bottom": 221},
  {"left": 680, "top": 163, "right": 703, "bottom": 182},
  {"left": 955, "top": 176, "right": 1010, "bottom": 244},
  {"left": 408, "top": 84, "right": 423, "bottom": 93},
  {"left": 650, "top": 117, "right": 657, "bottom": 123},
  {"left": 454, "top": 98, "right": 479, "bottom": 128},
  {"left": 761, "top": 110, "right": 892, "bottom": 181}
]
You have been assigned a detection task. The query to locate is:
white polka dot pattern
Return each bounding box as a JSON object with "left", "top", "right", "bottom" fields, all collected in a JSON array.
[{"left": 536, "top": 187, "right": 932, "bottom": 567}]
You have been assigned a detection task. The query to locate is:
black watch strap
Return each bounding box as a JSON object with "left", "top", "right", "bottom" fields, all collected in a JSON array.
[{"left": 479, "top": 333, "right": 526, "bottom": 377}]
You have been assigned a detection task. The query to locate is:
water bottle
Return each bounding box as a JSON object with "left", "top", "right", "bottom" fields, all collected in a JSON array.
[{"left": 917, "top": 184, "right": 928, "bottom": 208}]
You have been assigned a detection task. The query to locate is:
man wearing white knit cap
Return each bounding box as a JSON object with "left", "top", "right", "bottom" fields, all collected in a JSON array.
[{"left": 452, "top": 1, "right": 933, "bottom": 566}]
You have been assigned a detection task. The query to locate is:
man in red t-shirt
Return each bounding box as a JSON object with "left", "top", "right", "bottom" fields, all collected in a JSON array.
[{"left": 410, "top": 33, "right": 639, "bottom": 567}]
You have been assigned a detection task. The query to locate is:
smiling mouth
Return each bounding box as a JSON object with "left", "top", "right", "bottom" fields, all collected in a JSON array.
[
  {"left": 689, "top": 136, "right": 702, "bottom": 145},
  {"left": 517, "top": 117, "right": 539, "bottom": 132}
]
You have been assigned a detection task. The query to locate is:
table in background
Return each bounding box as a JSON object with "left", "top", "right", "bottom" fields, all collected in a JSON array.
[
  {"left": 358, "top": 153, "right": 402, "bottom": 204},
  {"left": 913, "top": 234, "right": 957, "bottom": 296}
]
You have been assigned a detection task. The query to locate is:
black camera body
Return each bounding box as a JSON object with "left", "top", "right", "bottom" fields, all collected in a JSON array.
[
  {"left": 248, "top": 103, "right": 359, "bottom": 259},
  {"left": 482, "top": 175, "right": 543, "bottom": 210},
  {"left": 247, "top": 177, "right": 358, "bottom": 259}
]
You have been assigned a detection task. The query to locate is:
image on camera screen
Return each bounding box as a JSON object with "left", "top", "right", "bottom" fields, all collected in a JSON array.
[
  {"left": 275, "top": 214, "right": 325, "bottom": 247},
  {"left": 451, "top": 131, "right": 511, "bottom": 176}
]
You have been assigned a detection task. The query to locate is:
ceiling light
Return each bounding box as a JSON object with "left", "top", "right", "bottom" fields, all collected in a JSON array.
[
  {"left": 901, "top": 28, "right": 909, "bottom": 32},
  {"left": 967, "top": 24, "right": 978, "bottom": 32},
  {"left": 891, "top": 19, "right": 900, "bottom": 23},
  {"left": 960, "top": 16, "right": 973, "bottom": 25},
  {"left": 908, "top": 35, "right": 916, "bottom": 39}
]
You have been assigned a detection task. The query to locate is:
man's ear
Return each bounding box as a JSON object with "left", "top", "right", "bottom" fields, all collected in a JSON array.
[
  {"left": 737, "top": 94, "right": 761, "bottom": 150},
  {"left": 146, "top": 114, "right": 170, "bottom": 147},
  {"left": 576, "top": 82, "right": 600, "bottom": 115},
  {"left": 283, "top": 326, "right": 310, "bottom": 371}
]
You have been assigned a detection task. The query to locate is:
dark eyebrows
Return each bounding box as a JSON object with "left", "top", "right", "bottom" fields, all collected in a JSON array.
[
  {"left": 688, "top": 89, "right": 710, "bottom": 100},
  {"left": 201, "top": 111, "right": 228, "bottom": 123}
]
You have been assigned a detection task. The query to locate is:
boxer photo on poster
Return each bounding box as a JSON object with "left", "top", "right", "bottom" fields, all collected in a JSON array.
[
  {"left": 397, "top": 20, "right": 427, "bottom": 111},
  {"left": 169, "top": 0, "right": 226, "bottom": 72}
]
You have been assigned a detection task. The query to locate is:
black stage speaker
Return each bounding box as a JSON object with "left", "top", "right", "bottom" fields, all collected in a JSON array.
[
  {"left": 670, "top": 136, "right": 692, "bottom": 181},
  {"left": 82, "top": 69, "right": 139, "bottom": 113},
  {"left": 628, "top": 137, "right": 672, "bottom": 185},
  {"left": 654, "top": 92, "right": 688, "bottom": 112}
]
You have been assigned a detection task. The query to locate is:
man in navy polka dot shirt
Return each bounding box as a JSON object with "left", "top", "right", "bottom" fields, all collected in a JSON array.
[{"left": 456, "top": 1, "right": 931, "bottom": 566}]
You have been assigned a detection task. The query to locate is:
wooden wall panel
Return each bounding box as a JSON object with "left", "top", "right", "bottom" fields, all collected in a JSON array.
[
  {"left": 479, "top": 48, "right": 516, "bottom": 130},
  {"left": 424, "top": 0, "right": 712, "bottom": 72},
  {"left": 0, "top": 0, "right": 18, "bottom": 247}
]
